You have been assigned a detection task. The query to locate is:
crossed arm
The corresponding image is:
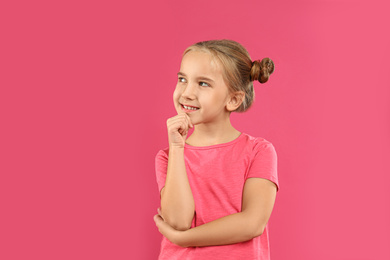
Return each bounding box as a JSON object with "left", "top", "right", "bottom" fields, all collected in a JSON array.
[{"left": 153, "top": 177, "right": 277, "bottom": 248}]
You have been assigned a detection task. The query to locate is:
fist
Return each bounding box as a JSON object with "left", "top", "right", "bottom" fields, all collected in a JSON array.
[{"left": 167, "top": 113, "right": 194, "bottom": 148}]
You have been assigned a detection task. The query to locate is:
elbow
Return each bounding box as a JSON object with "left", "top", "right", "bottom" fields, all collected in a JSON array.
[
  {"left": 242, "top": 212, "right": 265, "bottom": 238},
  {"left": 163, "top": 215, "right": 192, "bottom": 231},
  {"left": 171, "top": 222, "right": 191, "bottom": 231},
  {"left": 160, "top": 208, "right": 194, "bottom": 231},
  {"left": 252, "top": 223, "right": 265, "bottom": 238}
]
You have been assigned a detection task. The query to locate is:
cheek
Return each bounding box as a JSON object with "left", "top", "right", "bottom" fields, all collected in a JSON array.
[{"left": 173, "top": 86, "right": 183, "bottom": 99}]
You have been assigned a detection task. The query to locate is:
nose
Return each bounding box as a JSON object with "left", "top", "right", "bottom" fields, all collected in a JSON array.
[{"left": 181, "top": 82, "right": 197, "bottom": 100}]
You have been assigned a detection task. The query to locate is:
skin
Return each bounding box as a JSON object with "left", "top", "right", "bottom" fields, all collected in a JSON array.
[
  {"left": 153, "top": 50, "right": 277, "bottom": 247},
  {"left": 173, "top": 50, "right": 245, "bottom": 145}
]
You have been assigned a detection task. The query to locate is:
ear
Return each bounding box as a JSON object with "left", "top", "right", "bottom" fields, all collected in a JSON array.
[{"left": 226, "top": 91, "right": 245, "bottom": 112}]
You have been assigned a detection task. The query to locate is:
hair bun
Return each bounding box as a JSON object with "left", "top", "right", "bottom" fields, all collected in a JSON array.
[{"left": 250, "top": 58, "right": 275, "bottom": 83}]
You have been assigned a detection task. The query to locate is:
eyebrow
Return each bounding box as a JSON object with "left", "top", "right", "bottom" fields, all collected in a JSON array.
[{"left": 177, "top": 72, "right": 215, "bottom": 83}]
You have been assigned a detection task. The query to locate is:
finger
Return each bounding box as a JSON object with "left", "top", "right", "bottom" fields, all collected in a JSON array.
[
  {"left": 167, "top": 115, "right": 186, "bottom": 127},
  {"left": 172, "top": 115, "right": 187, "bottom": 128},
  {"left": 181, "top": 114, "right": 191, "bottom": 129},
  {"left": 174, "top": 119, "right": 185, "bottom": 135},
  {"left": 177, "top": 106, "right": 185, "bottom": 115},
  {"left": 180, "top": 121, "right": 187, "bottom": 134},
  {"left": 180, "top": 125, "right": 187, "bottom": 136},
  {"left": 175, "top": 114, "right": 191, "bottom": 128},
  {"left": 185, "top": 114, "right": 194, "bottom": 128},
  {"left": 157, "top": 208, "right": 164, "bottom": 219},
  {"left": 183, "top": 114, "right": 190, "bottom": 128},
  {"left": 154, "top": 214, "right": 163, "bottom": 223}
]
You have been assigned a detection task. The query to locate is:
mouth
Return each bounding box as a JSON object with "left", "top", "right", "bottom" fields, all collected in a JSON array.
[{"left": 181, "top": 104, "right": 200, "bottom": 112}]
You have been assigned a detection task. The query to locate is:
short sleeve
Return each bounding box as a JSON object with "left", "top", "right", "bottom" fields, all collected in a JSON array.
[
  {"left": 246, "top": 142, "right": 279, "bottom": 191},
  {"left": 155, "top": 149, "right": 169, "bottom": 195}
]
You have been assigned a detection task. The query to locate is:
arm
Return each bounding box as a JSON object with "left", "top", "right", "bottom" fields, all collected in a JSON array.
[
  {"left": 160, "top": 146, "right": 195, "bottom": 231},
  {"left": 154, "top": 177, "right": 277, "bottom": 247}
]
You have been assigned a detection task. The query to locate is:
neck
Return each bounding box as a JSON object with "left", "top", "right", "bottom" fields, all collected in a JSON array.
[{"left": 186, "top": 115, "right": 241, "bottom": 146}]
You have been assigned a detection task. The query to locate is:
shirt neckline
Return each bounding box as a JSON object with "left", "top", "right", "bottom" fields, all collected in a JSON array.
[{"left": 184, "top": 132, "right": 245, "bottom": 150}]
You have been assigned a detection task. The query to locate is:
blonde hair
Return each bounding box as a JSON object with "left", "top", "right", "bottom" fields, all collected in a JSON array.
[{"left": 181, "top": 39, "right": 275, "bottom": 113}]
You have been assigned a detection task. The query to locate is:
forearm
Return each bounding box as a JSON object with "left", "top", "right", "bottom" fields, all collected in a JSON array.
[
  {"left": 179, "top": 211, "right": 257, "bottom": 247},
  {"left": 161, "top": 146, "right": 195, "bottom": 230}
]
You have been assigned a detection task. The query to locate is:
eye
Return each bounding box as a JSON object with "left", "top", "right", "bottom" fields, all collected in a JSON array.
[
  {"left": 178, "top": 77, "right": 186, "bottom": 83},
  {"left": 200, "top": 82, "right": 209, "bottom": 87}
]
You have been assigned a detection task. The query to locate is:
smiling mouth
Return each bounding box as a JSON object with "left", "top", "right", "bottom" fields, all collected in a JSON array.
[{"left": 181, "top": 104, "right": 199, "bottom": 111}]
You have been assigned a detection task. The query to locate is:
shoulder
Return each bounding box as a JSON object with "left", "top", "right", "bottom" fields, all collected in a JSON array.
[
  {"left": 241, "top": 133, "right": 275, "bottom": 153},
  {"left": 155, "top": 147, "right": 169, "bottom": 161}
]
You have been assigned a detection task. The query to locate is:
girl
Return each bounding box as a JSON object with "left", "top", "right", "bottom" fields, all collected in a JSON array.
[{"left": 153, "top": 39, "right": 278, "bottom": 260}]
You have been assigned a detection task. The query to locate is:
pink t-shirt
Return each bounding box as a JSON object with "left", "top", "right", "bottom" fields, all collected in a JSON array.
[{"left": 155, "top": 132, "right": 279, "bottom": 260}]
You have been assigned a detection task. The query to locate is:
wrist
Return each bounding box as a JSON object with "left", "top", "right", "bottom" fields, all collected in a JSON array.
[{"left": 169, "top": 144, "right": 185, "bottom": 151}]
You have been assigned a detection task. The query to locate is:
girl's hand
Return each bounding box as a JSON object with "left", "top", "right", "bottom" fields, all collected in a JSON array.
[
  {"left": 154, "top": 208, "right": 185, "bottom": 247},
  {"left": 166, "top": 113, "right": 194, "bottom": 149}
]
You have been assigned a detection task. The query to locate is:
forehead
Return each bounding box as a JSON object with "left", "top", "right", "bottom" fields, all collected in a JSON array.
[{"left": 180, "top": 51, "right": 222, "bottom": 78}]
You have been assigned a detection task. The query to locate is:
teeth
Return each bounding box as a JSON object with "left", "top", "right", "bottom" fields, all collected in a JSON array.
[{"left": 183, "top": 105, "right": 198, "bottom": 110}]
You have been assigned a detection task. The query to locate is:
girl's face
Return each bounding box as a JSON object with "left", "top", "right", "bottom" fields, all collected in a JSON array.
[{"left": 173, "top": 50, "right": 232, "bottom": 125}]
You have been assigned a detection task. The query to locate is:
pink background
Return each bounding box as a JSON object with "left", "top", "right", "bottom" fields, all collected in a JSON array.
[{"left": 1, "top": 0, "right": 389, "bottom": 259}]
